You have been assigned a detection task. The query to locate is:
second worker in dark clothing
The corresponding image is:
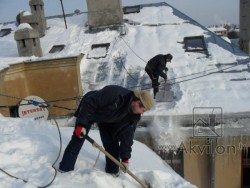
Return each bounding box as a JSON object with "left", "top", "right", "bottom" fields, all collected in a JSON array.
[
  {"left": 145, "top": 54, "right": 173, "bottom": 98},
  {"left": 59, "top": 85, "right": 154, "bottom": 176}
]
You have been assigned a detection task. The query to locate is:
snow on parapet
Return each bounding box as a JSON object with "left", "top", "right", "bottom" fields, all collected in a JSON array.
[{"left": 17, "top": 23, "right": 33, "bottom": 30}]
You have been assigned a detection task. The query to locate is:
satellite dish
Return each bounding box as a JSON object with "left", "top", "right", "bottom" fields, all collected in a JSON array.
[{"left": 18, "top": 96, "right": 49, "bottom": 120}]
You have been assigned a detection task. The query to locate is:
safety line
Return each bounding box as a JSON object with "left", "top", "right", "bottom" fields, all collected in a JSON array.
[{"left": 0, "top": 118, "right": 62, "bottom": 188}]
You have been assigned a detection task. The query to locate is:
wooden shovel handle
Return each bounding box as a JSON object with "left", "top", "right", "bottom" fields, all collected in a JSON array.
[{"left": 85, "top": 135, "right": 150, "bottom": 188}]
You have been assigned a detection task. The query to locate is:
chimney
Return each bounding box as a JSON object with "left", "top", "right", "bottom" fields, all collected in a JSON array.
[
  {"left": 87, "top": 0, "right": 123, "bottom": 29},
  {"left": 19, "top": 11, "right": 39, "bottom": 33},
  {"left": 240, "top": 0, "right": 250, "bottom": 54},
  {"left": 29, "top": 0, "right": 47, "bottom": 37},
  {"left": 14, "top": 23, "right": 43, "bottom": 57}
]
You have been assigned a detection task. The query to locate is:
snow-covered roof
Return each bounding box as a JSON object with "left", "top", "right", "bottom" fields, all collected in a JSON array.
[
  {"left": 0, "top": 117, "right": 196, "bottom": 188},
  {"left": 0, "top": 2, "right": 250, "bottom": 116},
  {"left": 1, "top": 2, "right": 250, "bottom": 187}
]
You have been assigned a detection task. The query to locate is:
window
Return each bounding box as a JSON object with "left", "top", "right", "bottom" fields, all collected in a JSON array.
[
  {"left": 184, "top": 35, "right": 208, "bottom": 54},
  {"left": 49, "top": 45, "right": 65, "bottom": 53},
  {"left": 0, "top": 28, "right": 12, "bottom": 37},
  {"left": 87, "top": 43, "right": 110, "bottom": 59},
  {"left": 242, "top": 147, "right": 250, "bottom": 188},
  {"left": 123, "top": 5, "right": 141, "bottom": 14}
]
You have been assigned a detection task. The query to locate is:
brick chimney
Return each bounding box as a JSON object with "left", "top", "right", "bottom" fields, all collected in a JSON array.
[
  {"left": 87, "top": 0, "right": 123, "bottom": 29},
  {"left": 14, "top": 23, "right": 43, "bottom": 57},
  {"left": 29, "top": 0, "right": 47, "bottom": 37}
]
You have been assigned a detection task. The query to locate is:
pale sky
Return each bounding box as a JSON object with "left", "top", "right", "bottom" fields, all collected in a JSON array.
[{"left": 0, "top": 0, "right": 239, "bottom": 26}]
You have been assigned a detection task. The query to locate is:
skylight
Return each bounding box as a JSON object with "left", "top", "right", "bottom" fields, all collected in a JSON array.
[
  {"left": 49, "top": 45, "right": 65, "bottom": 53},
  {"left": 0, "top": 28, "right": 12, "bottom": 37},
  {"left": 87, "top": 43, "right": 110, "bottom": 59},
  {"left": 123, "top": 5, "right": 141, "bottom": 14},
  {"left": 184, "top": 36, "right": 208, "bottom": 54}
]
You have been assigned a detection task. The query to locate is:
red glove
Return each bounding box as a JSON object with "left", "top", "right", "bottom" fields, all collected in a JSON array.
[
  {"left": 75, "top": 125, "right": 86, "bottom": 138},
  {"left": 122, "top": 159, "right": 129, "bottom": 173}
]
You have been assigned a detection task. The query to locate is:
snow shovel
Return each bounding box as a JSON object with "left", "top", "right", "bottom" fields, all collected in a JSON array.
[
  {"left": 85, "top": 135, "right": 151, "bottom": 188},
  {"left": 155, "top": 80, "right": 168, "bottom": 102}
]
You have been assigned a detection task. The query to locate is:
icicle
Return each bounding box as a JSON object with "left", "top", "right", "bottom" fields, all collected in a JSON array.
[{"left": 242, "top": 145, "right": 247, "bottom": 167}]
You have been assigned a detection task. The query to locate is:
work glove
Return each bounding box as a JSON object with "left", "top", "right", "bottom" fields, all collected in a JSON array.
[
  {"left": 121, "top": 159, "right": 129, "bottom": 173},
  {"left": 75, "top": 124, "right": 86, "bottom": 138}
]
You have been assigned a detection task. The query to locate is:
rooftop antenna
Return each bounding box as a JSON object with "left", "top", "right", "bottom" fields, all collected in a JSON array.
[{"left": 60, "top": 0, "right": 67, "bottom": 29}]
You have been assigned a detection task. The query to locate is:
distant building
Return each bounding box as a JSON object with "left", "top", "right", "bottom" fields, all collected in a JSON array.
[{"left": 208, "top": 26, "right": 228, "bottom": 37}]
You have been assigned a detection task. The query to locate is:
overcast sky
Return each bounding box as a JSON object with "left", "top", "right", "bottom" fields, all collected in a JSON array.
[{"left": 0, "top": 0, "right": 239, "bottom": 26}]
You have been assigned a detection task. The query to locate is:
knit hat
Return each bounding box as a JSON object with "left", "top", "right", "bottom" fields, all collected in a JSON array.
[
  {"left": 165, "top": 53, "right": 173, "bottom": 62},
  {"left": 133, "top": 90, "right": 154, "bottom": 111}
]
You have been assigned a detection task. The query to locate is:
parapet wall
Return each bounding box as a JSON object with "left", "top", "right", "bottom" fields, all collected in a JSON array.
[{"left": 0, "top": 54, "right": 84, "bottom": 117}]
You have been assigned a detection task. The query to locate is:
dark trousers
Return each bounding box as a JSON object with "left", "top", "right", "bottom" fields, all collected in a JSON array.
[
  {"left": 59, "top": 124, "right": 91, "bottom": 172},
  {"left": 99, "top": 126, "right": 120, "bottom": 174},
  {"left": 59, "top": 125, "right": 120, "bottom": 174},
  {"left": 145, "top": 67, "right": 159, "bottom": 97}
]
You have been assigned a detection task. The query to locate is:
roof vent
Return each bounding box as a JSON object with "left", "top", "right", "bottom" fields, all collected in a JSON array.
[
  {"left": 87, "top": 43, "right": 110, "bottom": 59},
  {"left": 123, "top": 5, "right": 141, "bottom": 14},
  {"left": 49, "top": 45, "right": 65, "bottom": 53}
]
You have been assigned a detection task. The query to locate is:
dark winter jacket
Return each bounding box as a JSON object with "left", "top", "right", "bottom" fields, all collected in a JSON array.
[
  {"left": 74, "top": 85, "right": 141, "bottom": 160},
  {"left": 146, "top": 54, "right": 167, "bottom": 79}
]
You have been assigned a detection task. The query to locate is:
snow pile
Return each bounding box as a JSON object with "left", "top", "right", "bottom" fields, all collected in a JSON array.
[
  {"left": 148, "top": 116, "right": 190, "bottom": 149},
  {"left": 0, "top": 117, "right": 196, "bottom": 188}
]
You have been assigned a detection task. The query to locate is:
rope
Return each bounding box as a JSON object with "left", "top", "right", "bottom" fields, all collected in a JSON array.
[
  {"left": 127, "top": 57, "right": 250, "bottom": 90},
  {"left": 0, "top": 118, "right": 62, "bottom": 188},
  {"left": 119, "top": 36, "right": 148, "bottom": 64},
  {"left": 0, "top": 93, "right": 79, "bottom": 110},
  {"left": 44, "top": 96, "right": 82, "bottom": 103},
  {"left": 116, "top": 37, "right": 147, "bottom": 84}
]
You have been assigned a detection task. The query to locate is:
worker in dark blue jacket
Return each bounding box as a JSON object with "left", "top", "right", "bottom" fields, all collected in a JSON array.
[
  {"left": 145, "top": 54, "right": 173, "bottom": 98},
  {"left": 59, "top": 85, "right": 154, "bottom": 176}
]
